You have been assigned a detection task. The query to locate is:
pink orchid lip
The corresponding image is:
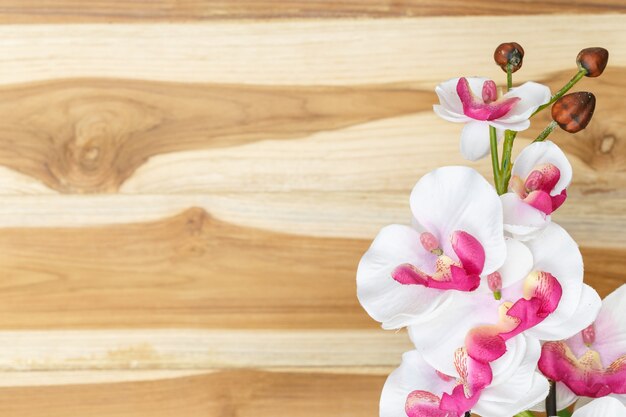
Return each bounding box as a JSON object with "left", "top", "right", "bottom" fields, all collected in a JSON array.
[
  {"left": 510, "top": 163, "right": 567, "bottom": 215},
  {"left": 392, "top": 230, "right": 485, "bottom": 292},
  {"left": 539, "top": 341, "right": 626, "bottom": 398},
  {"left": 456, "top": 77, "right": 520, "bottom": 121},
  {"left": 405, "top": 348, "right": 493, "bottom": 417}
]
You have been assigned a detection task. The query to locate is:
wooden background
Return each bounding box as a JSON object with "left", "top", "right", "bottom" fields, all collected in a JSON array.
[{"left": 0, "top": 1, "right": 624, "bottom": 416}]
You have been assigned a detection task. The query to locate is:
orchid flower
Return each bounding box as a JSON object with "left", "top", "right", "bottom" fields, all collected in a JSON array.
[
  {"left": 537, "top": 284, "right": 626, "bottom": 409},
  {"left": 380, "top": 338, "right": 548, "bottom": 417},
  {"left": 357, "top": 166, "right": 507, "bottom": 329},
  {"left": 570, "top": 397, "right": 626, "bottom": 417},
  {"left": 407, "top": 223, "right": 601, "bottom": 374},
  {"left": 501, "top": 141, "right": 573, "bottom": 240},
  {"left": 433, "top": 77, "right": 551, "bottom": 161}
]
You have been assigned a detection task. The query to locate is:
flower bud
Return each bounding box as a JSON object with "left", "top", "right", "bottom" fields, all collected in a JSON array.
[
  {"left": 487, "top": 272, "right": 502, "bottom": 300},
  {"left": 420, "top": 232, "right": 441, "bottom": 255},
  {"left": 551, "top": 92, "right": 596, "bottom": 133},
  {"left": 582, "top": 324, "right": 596, "bottom": 346},
  {"left": 577, "top": 47, "right": 609, "bottom": 77},
  {"left": 494, "top": 42, "right": 524, "bottom": 73}
]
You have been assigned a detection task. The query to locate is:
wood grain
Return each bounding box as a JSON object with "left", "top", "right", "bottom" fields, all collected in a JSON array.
[
  {"left": 0, "top": 329, "right": 410, "bottom": 371},
  {"left": 0, "top": 1, "right": 623, "bottom": 22},
  {"left": 0, "top": 79, "right": 426, "bottom": 193},
  {"left": 0, "top": 17, "right": 623, "bottom": 87},
  {"left": 0, "top": 208, "right": 372, "bottom": 329},
  {"left": 0, "top": 370, "right": 384, "bottom": 417}
]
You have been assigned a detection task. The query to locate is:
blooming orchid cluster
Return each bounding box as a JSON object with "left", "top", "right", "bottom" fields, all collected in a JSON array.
[{"left": 356, "top": 44, "right": 625, "bottom": 417}]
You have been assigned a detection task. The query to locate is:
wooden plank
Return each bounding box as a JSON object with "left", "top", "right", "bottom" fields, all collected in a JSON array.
[
  {"left": 0, "top": 329, "right": 409, "bottom": 371},
  {"left": 0, "top": 370, "right": 384, "bottom": 417},
  {"left": 0, "top": 79, "right": 427, "bottom": 193},
  {"left": 0, "top": 208, "right": 373, "bottom": 329},
  {"left": 0, "top": 17, "right": 622, "bottom": 87},
  {"left": 0, "top": 1, "right": 622, "bottom": 23}
]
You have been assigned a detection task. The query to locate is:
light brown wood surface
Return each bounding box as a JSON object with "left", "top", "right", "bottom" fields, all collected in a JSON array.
[{"left": 0, "top": 3, "right": 624, "bottom": 416}]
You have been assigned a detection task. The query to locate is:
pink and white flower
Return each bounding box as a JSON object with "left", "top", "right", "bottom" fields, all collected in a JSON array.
[
  {"left": 408, "top": 223, "right": 601, "bottom": 373},
  {"left": 570, "top": 397, "right": 626, "bottom": 417},
  {"left": 357, "top": 166, "right": 507, "bottom": 329},
  {"left": 538, "top": 284, "right": 626, "bottom": 409},
  {"left": 434, "top": 77, "right": 551, "bottom": 161},
  {"left": 380, "top": 338, "right": 548, "bottom": 417},
  {"left": 501, "top": 140, "right": 573, "bottom": 240}
]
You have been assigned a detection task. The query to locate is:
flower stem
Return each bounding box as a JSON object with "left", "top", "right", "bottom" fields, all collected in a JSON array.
[
  {"left": 546, "top": 380, "right": 557, "bottom": 416},
  {"left": 514, "top": 412, "right": 536, "bottom": 417},
  {"left": 534, "top": 121, "right": 558, "bottom": 142},
  {"left": 500, "top": 129, "right": 516, "bottom": 192},
  {"left": 489, "top": 126, "right": 504, "bottom": 194},
  {"left": 532, "top": 68, "right": 587, "bottom": 116},
  {"left": 507, "top": 63, "right": 513, "bottom": 90}
]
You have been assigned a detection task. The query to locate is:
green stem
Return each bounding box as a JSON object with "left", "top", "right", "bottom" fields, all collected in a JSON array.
[
  {"left": 534, "top": 121, "right": 558, "bottom": 142},
  {"left": 532, "top": 68, "right": 587, "bottom": 116},
  {"left": 489, "top": 126, "right": 504, "bottom": 194},
  {"left": 513, "top": 412, "right": 536, "bottom": 417},
  {"left": 506, "top": 63, "right": 513, "bottom": 91},
  {"left": 500, "top": 129, "right": 516, "bottom": 191}
]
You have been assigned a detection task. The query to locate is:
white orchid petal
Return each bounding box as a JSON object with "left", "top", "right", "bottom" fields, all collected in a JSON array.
[
  {"left": 527, "top": 284, "right": 601, "bottom": 340},
  {"left": 524, "top": 223, "right": 585, "bottom": 331},
  {"left": 572, "top": 397, "right": 626, "bottom": 417},
  {"left": 530, "top": 379, "right": 579, "bottom": 412},
  {"left": 475, "top": 372, "right": 549, "bottom": 417},
  {"left": 489, "top": 335, "right": 538, "bottom": 389},
  {"left": 460, "top": 121, "right": 492, "bottom": 161},
  {"left": 410, "top": 167, "right": 506, "bottom": 276},
  {"left": 589, "top": 284, "right": 626, "bottom": 365},
  {"left": 500, "top": 81, "right": 552, "bottom": 122},
  {"left": 356, "top": 224, "right": 454, "bottom": 329},
  {"left": 499, "top": 238, "right": 534, "bottom": 289},
  {"left": 488, "top": 118, "right": 531, "bottom": 132},
  {"left": 433, "top": 104, "right": 469, "bottom": 123},
  {"left": 511, "top": 141, "right": 573, "bottom": 195},
  {"left": 501, "top": 193, "right": 549, "bottom": 239}
]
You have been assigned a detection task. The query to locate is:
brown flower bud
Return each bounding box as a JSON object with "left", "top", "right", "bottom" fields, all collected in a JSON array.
[
  {"left": 576, "top": 47, "right": 609, "bottom": 77},
  {"left": 494, "top": 42, "right": 524, "bottom": 73},
  {"left": 551, "top": 92, "right": 596, "bottom": 133}
]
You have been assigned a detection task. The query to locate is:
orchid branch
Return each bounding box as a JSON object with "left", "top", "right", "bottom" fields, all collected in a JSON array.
[
  {"left": 532, "top": 68, "right": 586, "bottom": 117},
  {"left": 489, "top": 126, "right": 504, "bottom": 194},
  {"left": 534, "top": 121, "right": 558, "bottom": 142}
]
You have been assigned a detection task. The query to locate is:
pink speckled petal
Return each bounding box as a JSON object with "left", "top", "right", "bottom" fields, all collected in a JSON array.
[
  {"left": 539, "top": 342, "right": 626, "bottom": 397},
  {"left": 524, "top": 190, "right": 555, "bottom": 214},
  {"left": 456, "top": 77, "right": 520, "bottom": 121},
  {"left": 502, "top": 271, "right": 563, "bottom": 340},
  {"left": 511, "top": 141, "right": 572, "bottom": 195},
  {"left": 406, "top": 391, "right": 458, "bottom": 417},
  {"left": 451, "top": 230, "right": 486, "bottom": 275}
]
